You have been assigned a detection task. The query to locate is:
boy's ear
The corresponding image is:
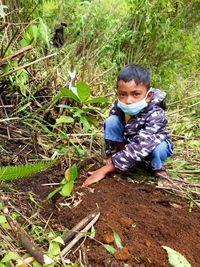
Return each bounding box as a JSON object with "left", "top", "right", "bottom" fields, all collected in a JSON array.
[{"left": 146, "top": 90, "right": 153, "bottom": 103}]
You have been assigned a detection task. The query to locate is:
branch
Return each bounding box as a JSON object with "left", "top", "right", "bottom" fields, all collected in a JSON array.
[
  {"left": 5, "top": 212, "right": 54, "bottom": 265},
  {"left": 0, "top": 53, "right": 57, "bottom": 78},
  {"left": 0, "top": 45, "right": 33, "bottom": 66},
  {"left": 61, "top": 209, "right": 100, "bottom": 258},
  {"left": 62, "top": 208, "right": 100, "bottom": 244}
]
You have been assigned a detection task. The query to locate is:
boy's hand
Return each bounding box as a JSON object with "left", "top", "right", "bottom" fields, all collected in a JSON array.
[{"left": 83, "top": 162, "right": 115, "bottom": 187}]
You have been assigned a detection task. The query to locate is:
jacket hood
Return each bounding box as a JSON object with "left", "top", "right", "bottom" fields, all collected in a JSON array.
[{"left": 149, "top": 88, "right": 166, "bottom": 107}]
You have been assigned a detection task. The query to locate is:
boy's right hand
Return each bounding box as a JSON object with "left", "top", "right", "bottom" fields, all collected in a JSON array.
[{"left": 82, "top": 161, "right": 116, "bottom": 187}]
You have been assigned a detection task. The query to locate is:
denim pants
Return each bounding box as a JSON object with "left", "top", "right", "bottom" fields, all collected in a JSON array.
[{"left": 104, "top": 115, "right": 173, "bottom": 170}]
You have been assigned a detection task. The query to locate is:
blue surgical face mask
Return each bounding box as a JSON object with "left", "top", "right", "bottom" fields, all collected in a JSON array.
[{"left": 117, "top": 90, "right": 151, "bottom": 116}]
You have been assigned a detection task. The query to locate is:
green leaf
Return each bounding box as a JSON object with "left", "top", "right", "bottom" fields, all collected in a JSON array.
[
  {"left": 52, "top": 236, "right": 65, "bottom": 245},
  {"left": 70, "top": 164, "right": 78, "bottom": 181},
  {"left": 1, "top": 251, "right": 19, "bottom": 262},
  {"left": 47, "top": 186, "right": 62, "bottom": 200},
  {"left": 102, "top": 244, "right": 116, "bottom": 255},
  {"left": 20, "top": 38, "right": 29, "bottom": 48},
  {"left": 0, "top": 215, "right": 9, "bottom": 229},
  {"left": 60, "top": 88, "right": 80, "bottom": 102},
  {"left": 28, "top": 25, "right": 38, "bottom": 43},
  {"left": 38, "top": 20, "right": 49, "bottom": 46},
  {"left": 48, "top": 241, "right": 60, "bottom": 256},
  {"left": 86, "top": 115, "right": 98, "bottom": 128},
  {"left": 113, "top": 230, "right": 123, "bottom": 249},
  {"left": 80, "top": 116, "right": 90, "bottom": 132},
  {"left": 56, "top": 116, "right": 74, "bottom": 124},
  {"left": 76, "top": 81, "right": 91, "bottom": 101},
  {"left": 90, "top": 225, "right": 95, "bottom": 239},
  {"left": 32, "top": 262, "right": 43, "bottom": 267},
  {"left": 162, "top": 246, "right": 191, "bottom": 267},
  {"left": 86, "top": 96, "right": 110, "bottom": 104},
  {"left": 61, "top": 180, "right": 74, "bottom": 197}
]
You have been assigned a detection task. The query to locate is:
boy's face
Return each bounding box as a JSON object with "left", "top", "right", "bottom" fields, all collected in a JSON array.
[{"left": 117, "top": 80, "right": 152, "bottom": 104}]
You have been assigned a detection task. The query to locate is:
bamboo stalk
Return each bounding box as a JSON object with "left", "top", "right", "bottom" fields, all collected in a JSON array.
[
  {"left": 168, "top": 169, "right": 200, "bottom": 174},
  {"left": 0, "top": 44, "right": 33, "bottom": 66},
  {"left": 61, "top": 210, "right": 100, "bottom": 258},
  {"left": 5, "top": 212, "right": 54, "bottom": 265},
  {"left": 168, "top": 101, "right": 200, "bottom": 116},
  {"left": 0, "top": 53, "right": 57, "bottom": 78},
  {"left": 168, "top": 93, "right": 200, "bottom": 107},
  {"left": 62, "top": 208, "right": 100, "bottom": 244}
]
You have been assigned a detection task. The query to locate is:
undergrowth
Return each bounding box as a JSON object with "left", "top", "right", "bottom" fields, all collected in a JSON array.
[{"left": 0, "top": 0, "right": 200, "bottom": 265}]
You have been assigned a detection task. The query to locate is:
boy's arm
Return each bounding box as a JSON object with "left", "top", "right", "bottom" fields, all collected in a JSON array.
[
  {"left": 83, "top": 161, "right": 116, "bottom": 187},
  {"left": 112, "top": 108, "right": 168, "bottom": 171}
]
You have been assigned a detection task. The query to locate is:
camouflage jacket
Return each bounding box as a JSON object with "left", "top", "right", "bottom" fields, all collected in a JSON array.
[{"left": 111, "top": 88, "right": 171, "bottom": 171}]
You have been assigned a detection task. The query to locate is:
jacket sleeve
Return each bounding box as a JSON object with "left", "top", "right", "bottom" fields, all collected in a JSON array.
[{"left": 111, "top": 108, "right": 168, "bottom": 171}]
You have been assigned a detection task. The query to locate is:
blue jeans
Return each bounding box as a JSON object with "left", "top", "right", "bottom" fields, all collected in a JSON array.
[{"left": 104, "top": 115, "right": 173, "bottom": 170}]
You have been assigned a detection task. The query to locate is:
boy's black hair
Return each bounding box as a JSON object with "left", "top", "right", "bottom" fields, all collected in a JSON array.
[{"left": 117, "top": 64, "right": 150, "bottom": 89}]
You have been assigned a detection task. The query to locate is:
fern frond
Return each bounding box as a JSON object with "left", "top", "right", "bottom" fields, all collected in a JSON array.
[{"left": 0, "top": 160, "right": 57, "bottom": 180}]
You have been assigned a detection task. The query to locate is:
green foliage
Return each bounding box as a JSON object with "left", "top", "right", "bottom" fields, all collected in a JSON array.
[
  {"left": 20, "top": 19, "right": 50, "bottom": 48},
  {"left": 57, "top": 81, "right": 109, "bottom": 132},
  {"left": 162, "top": 246, "right": 191, "bottom": 267},
  {"left": 0, "top": 4, "right": 8, "bottom": 18},
  {"left": 0, "top": 160, "right": 57, "bottom": 180},
  {"left": 48, "top": 236, "right": 64, "bottom": 257},
  {"left": 47, "top": 164, "right": 78, "bottom": 199}
]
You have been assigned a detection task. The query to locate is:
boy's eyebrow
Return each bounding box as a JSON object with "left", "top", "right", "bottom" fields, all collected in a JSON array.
[{"left": 117, "top": 89, "right": 142, "bottom": 92}]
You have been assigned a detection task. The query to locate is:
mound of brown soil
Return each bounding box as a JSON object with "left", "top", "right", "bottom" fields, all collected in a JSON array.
[{"left": 13, "top": 166, "right": 200, "bottom": 267}]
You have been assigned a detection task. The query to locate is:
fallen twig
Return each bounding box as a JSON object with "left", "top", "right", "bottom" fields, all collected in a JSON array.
[
  {"left": 4, "top": 210, "right": 54, "bottom": 265},
  {"left": 0, "top": 53, "right": 57, "bottom": 78},
  {"left": 61, "top": 208, "right": 100, "bottom": 258},
  {"left": 0, "top": 45, "right": 33, "bottom": 66},
  {"left": 62, "top": 208, "right": 100, "bottom": 244}
]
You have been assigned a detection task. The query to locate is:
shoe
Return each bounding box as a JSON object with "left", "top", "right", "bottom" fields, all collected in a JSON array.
[
  {"left": 152, "top": 169, "right": 168, "bottom": 179},
  {"left": 105, "top": 140, "right": 117, "bottom": 157}
]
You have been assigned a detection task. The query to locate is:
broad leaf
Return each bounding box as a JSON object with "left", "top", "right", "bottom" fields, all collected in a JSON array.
[
  {"left": 48, "top": 241, "right": 60, "bottom": 256},
  {"left": 70, "top": 164, "right": 78, "bottom": 181},
  {"left": 80, "top": 116, "right": 90, "bottom": 132},
  {"left": 38, "top": 19, "right": 49, "bottom": 46},
  {"left": 28, "top": 25, "right": 38, "bottom": 43},
  {"left": 162, "top": 246, "right": 191, "bottom": 267},
  {"left": 56, "top": 115, "right": 74, "bottom": 124},
  {"left": 76, "top": 81, "right": 91, "bottom": 101},
  {"left": 61, "top": 180, "right": 74, "bottom": 197},
  {"left": 65, "top": 168, "right": 71, "bottom": 181},
  {"left": 60, "top": 88, "right": 80, "bottom": 102},
  {"left": 0, "top": 215, "right": 9, "bottom": 229},
  {"left": 52, "top": 236, "right": 65, "bottom": 245},
  {"left": 86, "top": 115, "right": 98, "bottom": 127},
  {"left": 1, "top": 251, "right": 19, "bottom": 262}
]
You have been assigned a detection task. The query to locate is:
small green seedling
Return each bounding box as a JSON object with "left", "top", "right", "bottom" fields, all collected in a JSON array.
[{"left": 47, "top": 164, "right": 78, "bottom": 199}]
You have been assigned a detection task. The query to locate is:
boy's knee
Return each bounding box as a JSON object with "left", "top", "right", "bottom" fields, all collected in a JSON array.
[
  {"left": 104, "top": 115, "right": 122, "bottom": 129},
  {"left": 151, "top": 140, "right": 173, "bottom": 159}
]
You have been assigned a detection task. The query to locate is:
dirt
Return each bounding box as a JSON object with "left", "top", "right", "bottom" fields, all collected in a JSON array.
[{"left": 9, "top": 163, "right": 200, "bottom": 267}]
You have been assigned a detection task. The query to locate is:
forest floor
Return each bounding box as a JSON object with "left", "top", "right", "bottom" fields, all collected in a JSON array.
[{"left": 1, "top": 151, "right": 200, "bottom": 267}]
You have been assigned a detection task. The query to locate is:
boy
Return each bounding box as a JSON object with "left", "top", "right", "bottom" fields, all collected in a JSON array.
[{"left": 83, "top": 64, "right": 173, "bottom": 187}]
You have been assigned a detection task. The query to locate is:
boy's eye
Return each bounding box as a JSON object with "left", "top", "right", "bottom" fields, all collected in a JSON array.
[
  {"left": 134, "top": 93, "right": 140, "bottom": 96},
  {"left": 118, "top": 92, "right": 126, "bottom": 97}
]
